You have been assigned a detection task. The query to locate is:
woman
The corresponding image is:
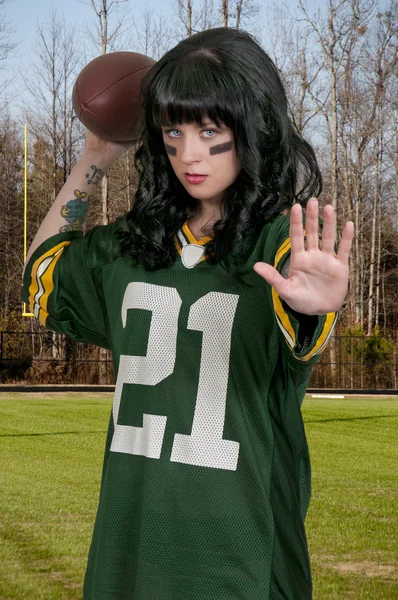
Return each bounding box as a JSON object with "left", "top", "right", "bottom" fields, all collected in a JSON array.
[{"left": 23, "top": 27, "right": 353, "bottom": 600}]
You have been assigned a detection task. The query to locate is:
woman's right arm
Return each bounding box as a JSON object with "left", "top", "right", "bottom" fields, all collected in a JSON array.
[{"left": 23, "top": 133, "right": 130, "bottom": 273}]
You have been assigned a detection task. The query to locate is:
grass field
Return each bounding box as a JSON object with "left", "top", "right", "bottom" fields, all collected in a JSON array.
[{"left": 0, "top": 393, "right": 397, "bottom": 600}]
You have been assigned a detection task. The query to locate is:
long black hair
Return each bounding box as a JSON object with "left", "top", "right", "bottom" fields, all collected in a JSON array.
[{"left": 115, "top": 27, "right": 322, "bottom": 271}]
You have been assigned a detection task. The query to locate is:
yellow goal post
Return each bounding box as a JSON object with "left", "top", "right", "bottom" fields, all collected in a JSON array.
[{"left": 22, "top": 124, "right": 34, "bottom": 317}]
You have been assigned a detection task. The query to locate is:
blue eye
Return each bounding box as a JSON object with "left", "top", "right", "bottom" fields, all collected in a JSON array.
[
  {"left": 167, "top": 129, "right": 181, "bottom": 138},
  {"left": 203, "top": 130, "right": 216, "bottom": 137}
]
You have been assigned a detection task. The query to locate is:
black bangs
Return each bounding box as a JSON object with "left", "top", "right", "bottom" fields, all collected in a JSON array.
[{"left": 146, "top": 52, "right": 240, "bottom": 131}]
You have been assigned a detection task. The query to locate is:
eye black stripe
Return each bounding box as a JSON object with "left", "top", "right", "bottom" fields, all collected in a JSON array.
[
  {"left": 165, "top": 143, "right": 177, "bottom": 156},
  {"left": 210, "top": 141, "right": 233, "bottom": 155}
]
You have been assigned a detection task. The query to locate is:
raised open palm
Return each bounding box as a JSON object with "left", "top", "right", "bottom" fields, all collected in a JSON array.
[{"left": 253, "top": 198, "right": 354, "bottom": 315}]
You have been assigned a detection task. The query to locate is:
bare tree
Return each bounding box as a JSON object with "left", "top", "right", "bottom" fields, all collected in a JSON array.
[
  {"left": 296, "top": 0, "right": 376, "bottom": 211},
  {"left": 262, "top": 9, "right": 326, "bottom": 138},
  {"left": 84, "top": 0, "right": 130, "bottom": 54},
  {"left": 362, "top": 7, "right": 398, "bottom": 333},
  {"left": 0, "top": 0, "right": 18, "bottom": 105},
  {"left": 129, "top": 7, "right": 174, "bottom": 59},
  {"left": 174, "top": 0, "right": 259, "bottom": 36},
  {"left": 175, "top": 0, "right": 194, "bottom": 36},
  {"left": 221, "top": 0, "right": 260, "bottom": 29},
  {"left": 222, "top": 0, "right": 228, "bottom": 25},
  {"left": 0, "top": 113, "right": 23, "bottom": 318},
  {"left": 0, "top": 0, "right": 17, "bottom": 62},
  {"left": 18, "top": 11, "right": 83, "bottom": 361},
  {"left": 22, "top": 12, "right": 81, "bottom": 201}
]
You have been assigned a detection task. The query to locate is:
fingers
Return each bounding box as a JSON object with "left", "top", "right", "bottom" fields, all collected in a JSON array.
[
  {"left": 279, "top": 197, "right": 353, "bottom": 273},
  {"left": 303, "top": 199, "right": 337, "bottom": 255},
  {"left": 320, "top": 204, "right": 336, "bottom": 255},
  {"left": 290, "top": 203, "right": 305, "bottom": 254},
  {"left": 291, "top": 198, "right": 324, "bottom": 254},
  {"left": 336, "top": 221, "right": 354, "bottom": 265},
  {"left": 305, "top": 198, "right": 320, "bottom": 250}
]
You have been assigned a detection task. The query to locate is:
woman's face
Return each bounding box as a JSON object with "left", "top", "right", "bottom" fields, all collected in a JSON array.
[{"left": 161, "top": 119, "right": 241, "bottom": 205}]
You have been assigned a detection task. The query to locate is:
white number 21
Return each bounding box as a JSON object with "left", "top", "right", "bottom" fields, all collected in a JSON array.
[{"left": 110, "top": 282, "right": 240, "bottom": 471}]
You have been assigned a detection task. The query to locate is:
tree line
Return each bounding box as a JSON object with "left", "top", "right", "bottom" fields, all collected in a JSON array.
[{"left": 0, "top": 0, "right": 397, "bottom": 384}]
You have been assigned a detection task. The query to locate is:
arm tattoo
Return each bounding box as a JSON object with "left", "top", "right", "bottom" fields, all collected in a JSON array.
[
  {"left": 59, "top": 190, "right": 91, "bottom": 232},
  {"left": 86, "top": 165, "right": 103, "bottom": 185}
]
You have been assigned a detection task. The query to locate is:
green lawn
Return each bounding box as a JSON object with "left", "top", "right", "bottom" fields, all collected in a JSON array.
[{"left": 0, "top": 393, "right": 397, "bottom": 600}]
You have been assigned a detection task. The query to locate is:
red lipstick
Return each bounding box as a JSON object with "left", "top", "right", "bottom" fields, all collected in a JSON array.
[{"left": 184, "top": 173, "right": 208, "bottom": 184}]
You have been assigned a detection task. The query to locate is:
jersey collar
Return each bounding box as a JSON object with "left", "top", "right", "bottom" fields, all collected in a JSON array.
[{"left": 174, "top": 221, "right": 213, "bottom": 268}]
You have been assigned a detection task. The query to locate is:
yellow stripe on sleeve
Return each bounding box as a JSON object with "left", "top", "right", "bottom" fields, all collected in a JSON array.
[
  {"left": 272, "top": 237, "right": 296, "bottom": 349},
  {"left": 272, "top": 287, "right": 295, "bottom": 349},
  {"left": 28, "top": 241, "right": 71, "bottom": 325},
  {"left": 37, "top": 249, "right": 66, "bottom": 325},
  {"left": 295, "top": 311, "right": 337, "bottom": 362},
  {"left": 274, "top": 237, "right": 291, "bottom": 267}
]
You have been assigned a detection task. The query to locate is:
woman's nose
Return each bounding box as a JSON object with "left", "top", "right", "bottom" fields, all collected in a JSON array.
[{"left": 180, "top": 135, "right": 203, "bottom": 163}]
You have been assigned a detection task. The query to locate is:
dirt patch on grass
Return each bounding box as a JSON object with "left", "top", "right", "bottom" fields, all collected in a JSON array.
[
  {"left": 335, "top": 562, "right": 396, "bottom": 577},
  {"left": 320, "top": 556, "right": 397, "bottom": 579}
]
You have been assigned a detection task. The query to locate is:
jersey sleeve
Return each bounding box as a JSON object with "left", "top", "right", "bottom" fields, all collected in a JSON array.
[
  {"left": 270, "top": 216, "right": 338, "bottom": 367},
  {"left": 21, "top": 225, "right": 117, "bottom": 349}
]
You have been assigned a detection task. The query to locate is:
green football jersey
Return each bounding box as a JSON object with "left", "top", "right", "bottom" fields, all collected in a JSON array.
[{"left": 22, "top": 214, "right": 337, "bottom": 600}]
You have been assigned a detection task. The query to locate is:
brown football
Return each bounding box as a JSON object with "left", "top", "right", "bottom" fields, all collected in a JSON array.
[{"left": 72, "top": 51, "right": 155, "bottom": 142}]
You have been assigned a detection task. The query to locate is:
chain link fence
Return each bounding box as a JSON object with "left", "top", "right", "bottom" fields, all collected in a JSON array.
[
  {"left": 308, "top": 334, "right": 398, "bottom": 390},
  {"left": 0, "top": 331, "right": 114, "bottom": 385},
  {"left": 1, "top": 330, "right": 397, "bottom": 390}
]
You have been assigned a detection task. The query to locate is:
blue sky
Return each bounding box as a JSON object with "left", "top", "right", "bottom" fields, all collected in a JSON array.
[
  {"left": 3, "top": 0, "right": 174, "bottom": 58},
  {"left": 3, "top": 0, "right": 269, "bottom": 55},
  {"left": 0, "top": 0, "right": 279, "bottom": 117}
]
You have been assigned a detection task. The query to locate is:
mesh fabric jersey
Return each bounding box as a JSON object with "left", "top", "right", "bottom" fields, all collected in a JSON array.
[{"left": 22, "top": 214, "right": 336, "bottom": 600}]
